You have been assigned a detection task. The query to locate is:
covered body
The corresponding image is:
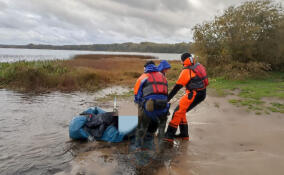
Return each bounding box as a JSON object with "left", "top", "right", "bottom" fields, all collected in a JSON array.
[{"left": 69, "top": 107, "right": 137, "bottom": 143}]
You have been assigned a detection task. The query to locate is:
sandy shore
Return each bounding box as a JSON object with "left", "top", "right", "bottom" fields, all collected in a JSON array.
[
  {"left": 157, "top": 93, "right": 284, "bottom": 175},
  {"left": 58, "top": 93, "right": 284, "bottom": 175}
]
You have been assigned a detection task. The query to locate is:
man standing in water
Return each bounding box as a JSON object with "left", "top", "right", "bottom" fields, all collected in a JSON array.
[
  {"left": 134, "top": 61, "right": 169, "bottom": 150},
  {"left": 146, "top": 60, "right": 171, "bottom": 146},
  {"left": 164, "top": 53, "right": 208, "bottom": 142}
]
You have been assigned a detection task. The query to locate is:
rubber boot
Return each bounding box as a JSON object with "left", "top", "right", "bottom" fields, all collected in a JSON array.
[
  {"left": 142, "top": 132, "right": 155, "bottom": 151},
  {"left": 174, "top": 124, "right": 189, "bottom": 140},
  {"left": 164, "top": 125, "right": 177, "bottom": 142}
]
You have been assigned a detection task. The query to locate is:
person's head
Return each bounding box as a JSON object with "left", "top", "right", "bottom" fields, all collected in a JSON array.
[
  {"left": 144, "top": 60, "right": 155, "bottom": 68},
  {"left": 144, "top": 61, "right": 156, "bottom": 72},
  {"left": 158, "top": 60, "right": 171, "bottom": 75},
  {"left": 181, "top": 52, "right": 195, "bottom": 66}
]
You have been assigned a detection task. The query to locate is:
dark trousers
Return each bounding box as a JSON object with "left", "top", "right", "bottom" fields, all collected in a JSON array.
[{"left": 135, "top": 104, "right": 167, "bottom": 149}]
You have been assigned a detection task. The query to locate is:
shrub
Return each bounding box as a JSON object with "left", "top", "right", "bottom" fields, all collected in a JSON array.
[{"left": 191, "top": 0, "right": 284, "bottom": 78}]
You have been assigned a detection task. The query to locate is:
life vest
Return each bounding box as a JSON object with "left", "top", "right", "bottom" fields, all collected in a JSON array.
[
  {"left": 142, "top": 72, "right": 168, "bottom": 97},
  {"left": 185, "top": 62, "right": 209, "bottom": 90}
]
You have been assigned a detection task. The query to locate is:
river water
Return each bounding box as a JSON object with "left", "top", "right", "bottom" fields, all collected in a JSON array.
[
  {"left": 0, "top": 48, "right": 180, "bottom": 63},
  {"left": 0, "top": 87, "right": 134, "bottom": 175},
  {"left": 0, "top": 87, "right": 184, "bottom": 175}
]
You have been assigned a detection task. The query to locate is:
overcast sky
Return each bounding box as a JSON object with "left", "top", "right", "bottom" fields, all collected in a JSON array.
[{"left": 0, "top": 0, "right": 281, "bottom": 45}]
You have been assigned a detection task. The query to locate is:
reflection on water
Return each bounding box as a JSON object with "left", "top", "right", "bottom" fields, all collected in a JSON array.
[{"left": 0, "top": 88, "right": 185, "bottom": 175}]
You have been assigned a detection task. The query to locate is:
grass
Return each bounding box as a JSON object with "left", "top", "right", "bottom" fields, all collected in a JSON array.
[
  {"left": 211, "top": 72, "right": 284, "bottom": 114},
  {"left": 0, "top": 59, "right": 110, "bottom": 91},
  {"left": 1, "top": 55, "right": 283, "bottom": 115},
  {"left": 210, "top": 72, "right": 284, "bottom": 99},
  {"left": 166, "top": 61, "right": 183, "bottom": 88},
  {"left": 0, "top": 55, "right": 166, "bottom": 92}
]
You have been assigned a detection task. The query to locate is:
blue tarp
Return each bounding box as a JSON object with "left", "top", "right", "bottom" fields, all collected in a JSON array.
[
  {"left": 69, "top": 116, "right": 89, "bottom": 140},
  {"left": 100, "top": 125, "right": 126, "bottom": 142},
  {"left": 69, "top": 106, "right": 138, "bottom": 142}
]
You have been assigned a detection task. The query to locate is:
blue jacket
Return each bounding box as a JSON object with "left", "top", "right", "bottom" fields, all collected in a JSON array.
[
  {"left": 134, "top": 64, "right": 169, "bottom": 120},
  {"left": 134, "top": 64, "right": 159, "bottom": 104}
]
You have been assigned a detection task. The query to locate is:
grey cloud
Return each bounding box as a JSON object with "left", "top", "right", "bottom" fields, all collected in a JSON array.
[
  {"left": 0, "top": 1, "right": 7, "bottom": 10},
  {"left": 110, "top": 0, "right": 161, "bottom": 11},
  {"left": 1, "top": 0, "right": 278, "bottom": 45},
  {"left": 160, "top": 0, "right": 190, "bottom": 11},
  {"left": 0, "top": 10, "right": 39, "bottom": 30},
  {"left": 80, "top": 0, "right": 189, "bottom": 32},
  {"left": 110, "top": 0, "right": 190, "bottom": 12}
]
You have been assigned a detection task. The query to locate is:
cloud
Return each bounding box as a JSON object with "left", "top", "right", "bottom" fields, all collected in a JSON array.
[{"left": 0, "top": 0, "right": 281, "bottom": 45}]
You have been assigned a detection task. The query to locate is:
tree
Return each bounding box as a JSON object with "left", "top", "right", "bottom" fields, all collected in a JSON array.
[{"left": 192, "top": 0, "right": 284, "bottom": 77}]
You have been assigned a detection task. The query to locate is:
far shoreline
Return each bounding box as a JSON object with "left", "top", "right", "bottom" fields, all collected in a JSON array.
[{"left": 0, "top": 48, "right": 181, "bottom": 63}]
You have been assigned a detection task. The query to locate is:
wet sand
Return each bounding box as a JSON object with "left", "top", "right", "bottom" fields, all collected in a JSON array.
[
  {"left": 58, "top": 94, "right": 284, "bottom": 175},
  {"left": 163, "top": 94, "right": 284, "bottom": 175}
]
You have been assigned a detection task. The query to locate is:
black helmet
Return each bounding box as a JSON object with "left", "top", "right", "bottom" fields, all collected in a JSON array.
[
  {"left": 144, "top": 60, "right": 155, "bottom": 67},
  {"left": 181, "top": 52, "right": 192, "bottom": 62}
]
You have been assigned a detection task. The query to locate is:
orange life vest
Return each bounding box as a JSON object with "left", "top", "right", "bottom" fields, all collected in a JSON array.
[
  {"left": 184, "top": 63, "right": 209, "bottom": 90},
  {"left": 142, "top": 72, "right": 168, "bottom": 97}
]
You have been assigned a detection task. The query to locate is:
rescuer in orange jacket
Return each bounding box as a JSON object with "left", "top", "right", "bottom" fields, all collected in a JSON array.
[
  {"left": 164, "top": 53, "right": 208, "bottom": 142},
  {"left": 134, "top": 61, "right": 170, "bottom": 150}
]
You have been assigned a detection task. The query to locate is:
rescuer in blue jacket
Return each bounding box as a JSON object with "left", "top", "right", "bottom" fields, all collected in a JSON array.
[{"left": 133, "top": 61, "right": 169, "bottom": 150}]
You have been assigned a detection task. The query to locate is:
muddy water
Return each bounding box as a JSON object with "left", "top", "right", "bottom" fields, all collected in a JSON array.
[
  {"left": 3, "top": 87, "right": 283, "bottom": 175},
  {"left": 0, "top": 89, "right": 96, "bottom": 174},
  {"left": 0, "top": 87, "right": 184, "bottom": 175},
  {"left": 0, "top": 87, "right": 130, "bottom": 174}
]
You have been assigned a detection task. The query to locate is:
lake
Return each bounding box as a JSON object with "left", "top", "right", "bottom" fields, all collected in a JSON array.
[
  {"left": 0, "top": 87, "right": 134, "bottom": 174},
  {"left": 0, "top": 87, "right": 180, "bottom": 174},
  {"left": 0, "top": 48, "right": 181, "bottom": 63}
]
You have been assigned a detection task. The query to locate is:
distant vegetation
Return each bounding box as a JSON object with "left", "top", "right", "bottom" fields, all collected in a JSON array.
[
  {"left": 0, "top": 55, "right": 162, "bottom": 91},
  {"left": 0, "top": 60, "right": 105, "bottom": 91},
  {"left": 0, "top": 42, "right": 191, "bottom": 53},
  {"left": 0, "top": 54, "right": 181, "bottom": 92},
  {"left": 191, "top": 0, "right": 284, "bottom": 79}
]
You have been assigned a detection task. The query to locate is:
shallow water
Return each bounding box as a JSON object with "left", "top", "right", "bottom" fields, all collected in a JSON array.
[
  {"left": 0, "top": 87, "right": 130, "bottom": 174},
  {"left": 0, "top": 88, "right": 183, "bottom": 175},
  {"left": 0, "top": 89, "right": 89, "bottom": 174}
]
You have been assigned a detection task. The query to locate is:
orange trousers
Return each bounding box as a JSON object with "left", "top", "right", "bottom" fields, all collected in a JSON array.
[{"left": 168, "top": 91, "right": 197, "bottom": 128}]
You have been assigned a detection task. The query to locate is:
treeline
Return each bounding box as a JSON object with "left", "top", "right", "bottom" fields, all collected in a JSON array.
[
  {"left": 0, "top": 42, "right": 191, "bottom": 53},
  {"left": 191, "top": 0, "right": 284, "bottom": 79}
]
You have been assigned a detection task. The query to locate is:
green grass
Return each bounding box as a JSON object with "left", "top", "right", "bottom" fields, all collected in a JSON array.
[
  {"left": 210, "top": 72, "right": 284, "bottom": 99},
  {"left": 211, "top": 72, "right": 284, "bottom": 114}
]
